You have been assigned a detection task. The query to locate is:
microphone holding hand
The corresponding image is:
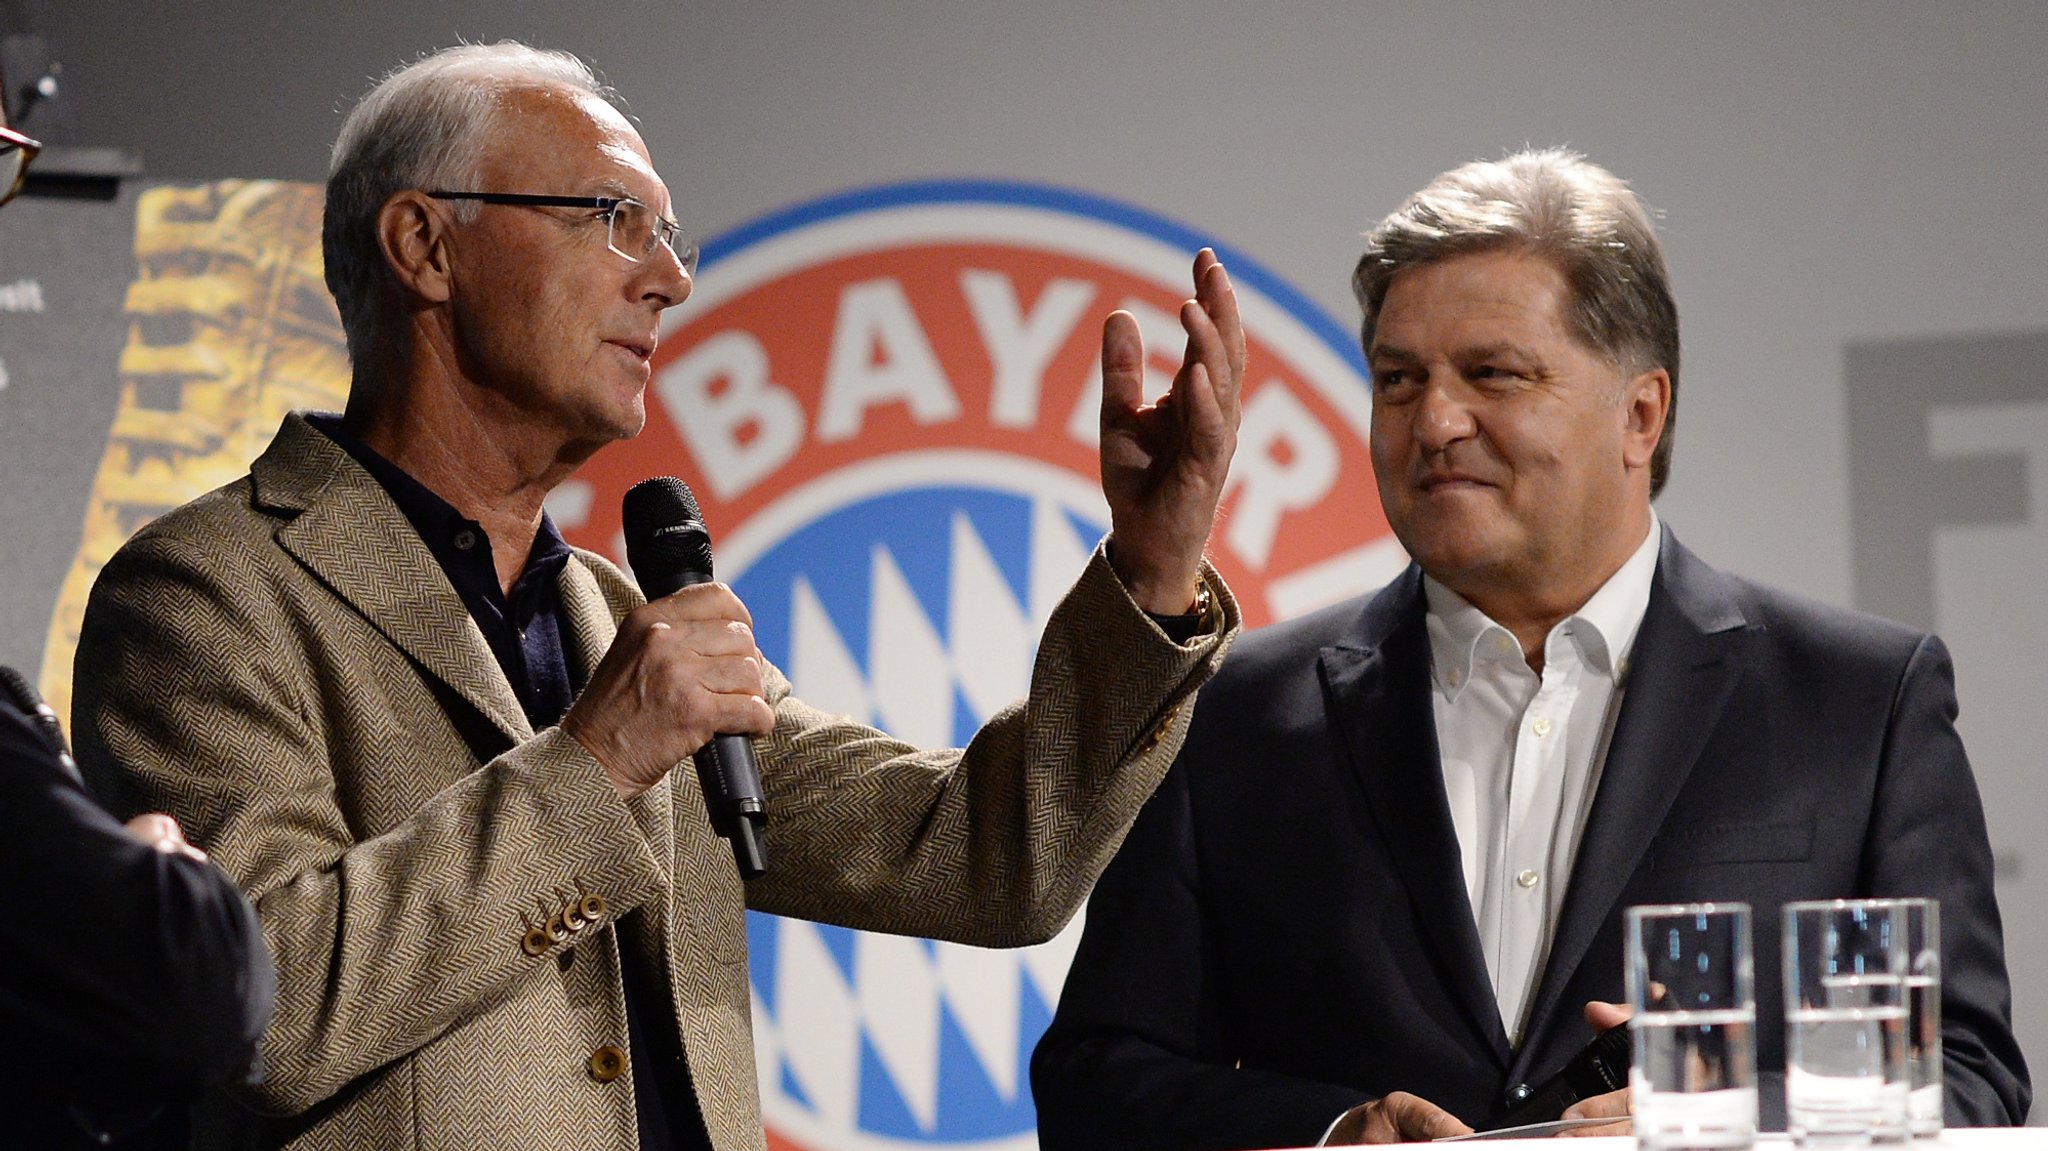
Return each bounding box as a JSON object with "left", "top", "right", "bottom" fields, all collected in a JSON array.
[{"left": 622, "top": 477, "right": 769, "bottom": 879}]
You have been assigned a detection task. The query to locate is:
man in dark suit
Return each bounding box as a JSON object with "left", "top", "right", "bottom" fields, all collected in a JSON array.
[
  {"left": 1031, "top": 148, "right": 2030, "bottom": 1147},
  {"left": 0, "top": 94, "right": 274, "bottom": 1151},
  {"left": 1, "top": 671, "right": 275, "bottom": 1149}
]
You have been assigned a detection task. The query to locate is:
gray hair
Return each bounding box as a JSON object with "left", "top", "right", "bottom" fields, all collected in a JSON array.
[
  {"left": 323, "top": 42, "right": 614, "bottom": 372},
  {"left": 1353, "top": 148, "right": 1681, "bottom": 495}
]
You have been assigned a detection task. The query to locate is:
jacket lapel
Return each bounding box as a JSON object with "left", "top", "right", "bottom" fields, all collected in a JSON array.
[
  {"left": 254, "top": 414, "right": 532, "bottom": 746},
  {"left": 561, "top": 551, "right": 705, "bottom": 1031},
  {"left": 559, "top": 556, "right": 676, "bottom": 867},
  {"left": 557, "top": 554, "right": 622, "bottom": 678},
  {"left": 1515, "top": 531, "right": 1752, "bottom": 1061},
  {"left": 1323, "top": 569, "right": 1512, "bottom": 1064}
]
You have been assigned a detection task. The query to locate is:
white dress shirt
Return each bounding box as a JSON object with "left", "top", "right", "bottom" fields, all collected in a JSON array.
[{"left": 1424, "top": 513, "right": 1661, "bottom": 1045}]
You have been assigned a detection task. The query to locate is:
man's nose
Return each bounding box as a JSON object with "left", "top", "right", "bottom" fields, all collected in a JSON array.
[
  {"left": 641, "top": 244, "right": 692, "bottom": 311},
  {"left": 1413, "top": 381, "right": 1476, "bottom": 450}
]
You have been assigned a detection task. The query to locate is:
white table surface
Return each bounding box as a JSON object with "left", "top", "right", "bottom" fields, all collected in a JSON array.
[{"left": 1345, "top": 1131, "right": 2048, "bottom": 1149}]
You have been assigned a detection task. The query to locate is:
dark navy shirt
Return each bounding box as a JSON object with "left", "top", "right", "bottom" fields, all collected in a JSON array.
[{"left": 309, "top": 415, "right": 709, "bottom": 1151}]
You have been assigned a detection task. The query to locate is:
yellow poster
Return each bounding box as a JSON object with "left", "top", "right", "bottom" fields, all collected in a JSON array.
[{"left": 40, "top": 180, "right": 348, "bottom": 724}]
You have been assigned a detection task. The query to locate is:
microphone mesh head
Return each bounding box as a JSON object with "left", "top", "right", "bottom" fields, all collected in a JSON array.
[{"left": 623, "top": 476, "right": 714, "bottom": 580}]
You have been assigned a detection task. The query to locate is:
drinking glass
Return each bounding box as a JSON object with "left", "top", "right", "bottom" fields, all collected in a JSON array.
[
  {"left": 1783, "top": 900, "right": 1911, "bottom": 1144},
  {"left": 1627, "top": 903, "right": 1759, "bottom": 1150},
  {"left": 1875, "top": 900, "right": 1942, "bottom": 1138}
]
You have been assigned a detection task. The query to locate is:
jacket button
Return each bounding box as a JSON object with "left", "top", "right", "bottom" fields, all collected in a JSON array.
[
  {"left": 1505, "top": 1082, "right": 1532, "bottom": 1105},
  {"left": 588, "top": 1044, "right": 627, "bottom": 1083},
  {"left": 522, "top": 927, "right": 553, "bottom": 957}
]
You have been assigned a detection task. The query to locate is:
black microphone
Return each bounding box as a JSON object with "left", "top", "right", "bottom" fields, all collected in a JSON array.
[
  {"left": 0, "top": 665, "right": 83, "bottom": 785},
  {"left": 621, "top": 477, "right": 768, "bottom": 879}
]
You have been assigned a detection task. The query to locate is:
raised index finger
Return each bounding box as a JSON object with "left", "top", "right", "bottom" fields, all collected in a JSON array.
[{"left": 1099, "top": 308, "right": 1146, "bottom": 414}]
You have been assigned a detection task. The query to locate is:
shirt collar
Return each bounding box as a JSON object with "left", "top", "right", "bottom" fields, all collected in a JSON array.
[
  {"left": 1423, "top": 579, "right": 1517, "bottom": 696},
  {"left": 1562, "top": 508, "right": 1661, "bottom": 679},
  {"left": 306, "top": 412, "right": 574, "bottom": 601},
  {"left": 1424, "top": 509, "right": 1662, "bottom": 698}
]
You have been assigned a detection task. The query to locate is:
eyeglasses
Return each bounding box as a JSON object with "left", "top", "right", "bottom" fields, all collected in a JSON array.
[
  {"left": 1, "top": 125, "right": 43, "bottom": 208},
  {"left": 426, "top": 191, "right": 697, "bottom": 276}
]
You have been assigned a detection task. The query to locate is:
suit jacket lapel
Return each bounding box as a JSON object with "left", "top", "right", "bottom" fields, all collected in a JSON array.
[
  {"left": 1516, "top": 531, "right": 1752, "bottom": 1061},
  {"left": 1323, "top": 569, "right": 1512, "bottom": 1064},
  {"left": 557, "top": 555, "right": 620, "bottom": 678},
  {"left": 254, "top": 414, "right": 533, "bottom": 746},
  {"left": 560, "top": 550, "right": 702, "bottom": 1028},
  {"left": 559, "top": 556, "right": 676, "bottom": 867}
]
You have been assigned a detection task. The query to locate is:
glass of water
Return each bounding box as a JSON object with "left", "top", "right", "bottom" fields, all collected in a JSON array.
[
  {"left": 1877, "top": 900, "right": 1942, "bottom": 1137},
  {"left": 1626, "top": 903, "right": 1759, "bottom": 1150},
  {"left": 1783, "top": 900, "right": 1911, "bottom": 1144}
]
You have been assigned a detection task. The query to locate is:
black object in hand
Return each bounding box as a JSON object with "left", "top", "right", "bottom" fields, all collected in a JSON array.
[
  {"left": 622, "top": 477, "right": 769, "bottom": 879},
  {"left": 1481, "top": 1025, "right": 1631, "bottom": 1131}
]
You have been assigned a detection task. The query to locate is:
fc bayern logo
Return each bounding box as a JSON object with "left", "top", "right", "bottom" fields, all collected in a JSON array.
[{"left": 555, "top": 181, "right": 1401, "bottom": 1151}]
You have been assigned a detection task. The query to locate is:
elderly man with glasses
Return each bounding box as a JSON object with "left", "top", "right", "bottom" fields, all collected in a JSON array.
[
  {"left": 72, "top": 41, "right": 1245, "bottom": 1151},
  {"left": 0, "top": 94, "right": 275, "bottom": 1150}
]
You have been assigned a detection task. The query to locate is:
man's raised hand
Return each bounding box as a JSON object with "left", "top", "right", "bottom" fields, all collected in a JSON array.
[{"left": 1098, "top": 248, "right": 1244, "bottom": 616}]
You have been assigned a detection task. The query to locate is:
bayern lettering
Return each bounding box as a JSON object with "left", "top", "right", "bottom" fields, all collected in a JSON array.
[
  {"left": 1227, "top": 383, "right": 1341, "bottom": 572},
  {"left": 958, "top": 270, "right": 1095, "bottom": 430},
  {"left": 655, "top": 329, "right": 805, "bottom": 502},
  {"left": 658, "top": 267, "right": 1347, "bottom": 580},
  {"left": 818, "top": 279, "right": 960, "bottom": 441}
]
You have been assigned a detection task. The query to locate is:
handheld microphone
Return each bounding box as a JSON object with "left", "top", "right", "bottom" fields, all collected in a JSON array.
[
  {"left": 0, "top": 665, "right": 82, "bottom": 785},
  {"left": 621, "top": 477, "right": 768, "bottom": 879}
]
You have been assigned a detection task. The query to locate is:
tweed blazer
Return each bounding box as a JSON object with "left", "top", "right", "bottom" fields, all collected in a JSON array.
[{"left": 74, "top": 412, "right": 1239, "bottom": 1151}]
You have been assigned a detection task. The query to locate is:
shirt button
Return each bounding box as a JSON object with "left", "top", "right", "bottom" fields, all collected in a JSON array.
[
  {"left": 452, "top": 528, "right": 478, "bottom": 550},
  {"left": 1531, "top": 716, "right": 1552, "bottom": 737},
  {"left": 1447, "top": 669, "right": 1463, "bottom": 687},
  {"left": 1516, "top": 869, "right": 1540, "bottom": 889}
]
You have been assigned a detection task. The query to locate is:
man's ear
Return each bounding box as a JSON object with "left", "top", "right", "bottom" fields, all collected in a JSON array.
[
  {"left": 375, "top": 190, "right": 455, "bottom": 304},
  {"left": 1620, "top": 366, "right": 1671, "bottom": 471}
]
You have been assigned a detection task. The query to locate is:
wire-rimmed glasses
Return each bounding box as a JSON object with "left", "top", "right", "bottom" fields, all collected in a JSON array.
[
  {"left": 426, "top": 191, "right": 698, "bottom": 276},
  {"left": 1, "top": 125, "right": 43, "bottom": 207}
]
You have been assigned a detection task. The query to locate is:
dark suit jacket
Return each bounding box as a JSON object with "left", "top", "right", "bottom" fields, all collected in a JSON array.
[
  {"left": 0, "top": 672, "right": 275, "bottom": 1149},
  {"left": 1032, "top": 530, "right": 2029, "bottom": 1150}
]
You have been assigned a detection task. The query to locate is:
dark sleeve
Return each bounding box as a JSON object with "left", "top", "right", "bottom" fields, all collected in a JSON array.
[
  {"left": 1031, "top": 763, "right": 1366, "bottom": 1151},
  {"left": 1865, "top": 635, "right": 2030, "bottom": 1125},
  {"left": 0, "top": 694, "right": 276, "bottom": 1108}
]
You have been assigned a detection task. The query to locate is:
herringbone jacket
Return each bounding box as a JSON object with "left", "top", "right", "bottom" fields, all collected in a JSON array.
[{"left": 73, "top": 412, "right": 1238, "bottom": 1151}]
